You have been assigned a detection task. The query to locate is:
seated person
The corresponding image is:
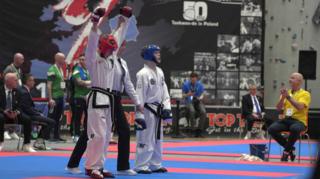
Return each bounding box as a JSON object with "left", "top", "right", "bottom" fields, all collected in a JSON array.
[
  {"left": 268, "top": 72, "right": 311, "bottom": 162},
  {"left": 182, "top": 72, "right": 206, "bottom": 137},
  {"left": 0, "top": 73, "right": 35, "bottom": 152},
  {"left": 17, "top": 74, "right": 55, "bottom": 150},
  {"left": 242, "top": 84, "right": 266, "bottom": 139}
]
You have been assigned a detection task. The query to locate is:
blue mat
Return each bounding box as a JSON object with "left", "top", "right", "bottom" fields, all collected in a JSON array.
[
  {"left": 0, "top": 155, "right": 313, "bottom": 179},
  {"left": 166, "top": 142, "right": 318, "bottom": 157}
]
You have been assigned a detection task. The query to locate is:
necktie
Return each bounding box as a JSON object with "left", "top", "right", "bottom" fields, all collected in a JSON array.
[
  {"left": 6, "top": 90, "right": 12, "bottom": 110},
  {"left": 118, "top": 58, "right": 125, "bottom": 85},
  {"left": 253, "top": 96, "right": 261, "bottom": 114}
]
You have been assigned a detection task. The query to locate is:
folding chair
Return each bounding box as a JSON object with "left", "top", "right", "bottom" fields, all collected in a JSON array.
[
  {"left": 4, "top": 123, "right": 23, "bottom": 151},
  {"left": 267, "top": 129, "right": 312, "bottom": 163},
  {"left": 267, "top": 114, "right": 312, "bottom": 163}
]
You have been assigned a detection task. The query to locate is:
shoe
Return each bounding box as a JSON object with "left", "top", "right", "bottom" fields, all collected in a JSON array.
[
  {"left": 65, "top": 167, "right": 82, "bottom": 174},
  {"left": 85, "top": 169, "right": 104, "bottom": 179},
  {"left": 85, "top": 169, "right": 115, "bottom": 178},
  {"left": 152, "top": 167, "right": 168, "bottom": 173},
  {"left": 33, "top": 139, "right": 46, "bottom": 150},
  {"left": 244, "top": 131, "right": 252, "bottom": 140},
  {"left": 109, "top": 139, "right": 117, "bottom": 145},
  {"left": 281, "top": 151, "right": 289, "bottom": 162},
  {"left": 289, "top": 148, "right": 296, "bottom": 161},
  {"left": 9, "top": 132, "right": 20, "bottom": 140},
  {"left": 117, "top": 169, "right": 137, "bottom": 176},
  {"left": 73, "top": 136, "right": 79, "bottom": 143},
  {"left": 135, "top": 169, "right": 152, "bottom": 174},
  {"left": 4, "top": 131, "right": 11, "bottom": 140},
  {"left": 22, "top": 144, "right": 37, "bottom": 152},
  {"left": 0, "top": 142, "right": 3, "bottom": 152}
]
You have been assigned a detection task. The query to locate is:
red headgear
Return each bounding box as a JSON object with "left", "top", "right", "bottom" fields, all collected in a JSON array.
[{"left": 98, "top": 34, "right": 118, "bottom": 57}]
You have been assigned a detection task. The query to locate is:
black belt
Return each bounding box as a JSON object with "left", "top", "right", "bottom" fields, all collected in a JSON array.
[
  {"left": 144, "top": 102, "right": 163, "bottom": 118},
  {"left": 87, "top": 87, "right": 116, "bottom": 130},
  {"left": 144, "top": 102, "right": 163, "bottom": 140}
]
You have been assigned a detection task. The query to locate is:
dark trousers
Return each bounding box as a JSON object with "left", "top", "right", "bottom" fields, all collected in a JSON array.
[
  {"left": 70, "top": 98, "right": 87, "bottom": 136},
  {"left": 268, "top": 117, "right": 306, "bottom": 151},
  {"left": 186, "top": 100, "right": 206, "bottom": 131},
  {"left": 67, "top": 100, "right": 88, "bottom": 168},
  {"left": 48, "top": 97, "right": 64, "bottom": 139},
  {"left": 31, "top": 115, "right": 55, "bottom": 140},
  {"left": 0, "top": 112, "right": 32, "bottom": 144},
  {"left": 245, "top": 114, "right": 274, "bottom": 131},
  {"left": 114, "top": 95, "right": 130, "bottom": 170}
]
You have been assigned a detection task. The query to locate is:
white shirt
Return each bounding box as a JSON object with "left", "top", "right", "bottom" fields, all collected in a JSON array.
[
  {"left": 112, "top": 58, "right": 140, "bottom": 106},
  {"left": 113, "top": 58, "right": 123, "bottom": 92},
  {"left": 251, "top": 95, "right": 261, "bottom": 113},
  {"left": 136, "top": 64, "right": 171, "bottom": 110},
  {"left": 4, "top": 85, "right": 13, "bottom": 109}
]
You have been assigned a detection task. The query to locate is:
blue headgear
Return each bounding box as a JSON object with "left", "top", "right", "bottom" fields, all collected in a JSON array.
[{"left": 141, "top": 45, "right": 160, "bottom": 63}]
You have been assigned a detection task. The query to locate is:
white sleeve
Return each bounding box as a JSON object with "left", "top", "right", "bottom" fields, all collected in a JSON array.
[
  {"left": 162, "top": 73, "right": 171, "bottom": 110},
  {"left": 122, "top": 61, "right": 140, "bottom": 106},
  {"left": 85, "top": 30, "right": 99, "bottom": 65},
  {"left": 136, "top": 72, "right": 147, "bottom": 107}
]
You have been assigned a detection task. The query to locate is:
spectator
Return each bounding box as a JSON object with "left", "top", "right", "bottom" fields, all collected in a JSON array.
[
  {"left": 3, "top": 53, "right": 25, "bottom": 140},
  {"left": 268, "top": 72, "right": 311, "bottom": 162},
  {"left": 70, "top": 54, "right": 91, "bottom": 142},
  {"left": 242, "top": 84, "right": 267, "bottom": 139},
  {"left": 3, "top": 53, "right": 24, "bottom": 86},
  {"left": 17, "top": 74, "right": 56, "bottom": 150},
  {"left": 0, "top": 73, "right": 35, "bottom": 152},
  {"left": 47, "top": 52, "right": 66, "bottom": 142},
  {"left": 182, "top": 72, "right": 207, "bottom": 137}
]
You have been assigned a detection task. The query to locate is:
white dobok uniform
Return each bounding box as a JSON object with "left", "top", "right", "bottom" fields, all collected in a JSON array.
[
  {"left": 134, "top": 64, "right": 171, "bottom": 171},
  {"left": 84, "top": 30, "right": 116, "bottom": 170}
]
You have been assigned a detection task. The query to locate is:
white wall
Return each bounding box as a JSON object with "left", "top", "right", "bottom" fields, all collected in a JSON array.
[{"left": 264, "top": 0, "right": 320, "bottom": 108}]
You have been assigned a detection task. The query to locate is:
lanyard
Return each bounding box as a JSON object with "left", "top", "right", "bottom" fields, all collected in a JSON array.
[
  {"left": 54, "top": 64, "right": 64, "bottom": 80},
  {"left": 11, "top": 64, "right": 21, "bottom": 78}
]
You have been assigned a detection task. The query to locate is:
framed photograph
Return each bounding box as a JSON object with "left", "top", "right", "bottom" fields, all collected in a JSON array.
[
  {"left": 217, "top": 53, "right": 239, "bottom": 71},
  {"left": 240, "top": 36, "right": 261, "bottom": 54},
  {"left": 240, "top": 54, "right": 261, "bottom": 71},
  {"left": 217, "top": 34, "right": 239, "bottom": 53},
  {"left": 170, "top": 71, "right": 192, "bottom": 89},
  {"left": 170, "top": 89, "right": 183, "bottom": 99},
  {"left": 217, "top": 72, "right": 239, "bottom": 89},
  {"left": 195, "top": 71, "right": 216, "bottom": 89},
  {"left": 241, "top": 0, "right": 263, "bottom": 17},
  {"left": 241, "top": 16, "right": 262, "bottom": 35},
  {"left": 239, "top": 72, "right": 261, "bottom": 90},
  {"left": 194, "top": 52, "right": 216, "bottom": 71},
  {"left": 217, "top": 90, "right": 239, "bottom": 106},
  {"left": 202, "top": 89, "right": 216, "bottom": 105}
]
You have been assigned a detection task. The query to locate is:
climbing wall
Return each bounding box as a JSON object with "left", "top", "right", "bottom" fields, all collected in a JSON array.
[{"left": 264, "top": 0, "right": 320, "bottom": 108}]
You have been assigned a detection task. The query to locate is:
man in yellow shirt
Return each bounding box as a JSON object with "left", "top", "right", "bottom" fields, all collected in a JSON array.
[{"left": 268, "top": 72, "right": 311, "bottom": 162}]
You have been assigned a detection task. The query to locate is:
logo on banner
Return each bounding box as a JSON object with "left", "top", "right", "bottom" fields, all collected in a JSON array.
[
  {"left": 183, "top": 1, "right": 208, "bottom": 21},
  {"left": 171, "top": 1, "right": 219, "bottom": 27}
]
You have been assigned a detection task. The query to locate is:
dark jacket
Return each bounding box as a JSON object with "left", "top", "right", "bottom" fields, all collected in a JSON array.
[
  {"left": 241, "top": 93, "right": 265, "bottom": 118},
  {"left": 16, "top": 86, "right": 41, "bottom": 116},
  {"left": 0, "top": 85, "right": 19, "bottom": 114}
]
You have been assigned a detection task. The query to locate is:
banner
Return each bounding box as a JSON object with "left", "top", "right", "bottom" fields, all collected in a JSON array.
[{"left": 0, "top": 0, "right": 264, "bottom": 107}]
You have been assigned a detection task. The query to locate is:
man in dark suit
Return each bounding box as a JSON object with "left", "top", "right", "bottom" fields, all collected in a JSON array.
[
  {"left": 241, "top": 84, "right": 266, "bottom": 139},
  {"left": 17, "top": 74, "right": 55, "bottom": 150},
  {"left": 0, "top": 73, "right": 35, "bottom": 152}
]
